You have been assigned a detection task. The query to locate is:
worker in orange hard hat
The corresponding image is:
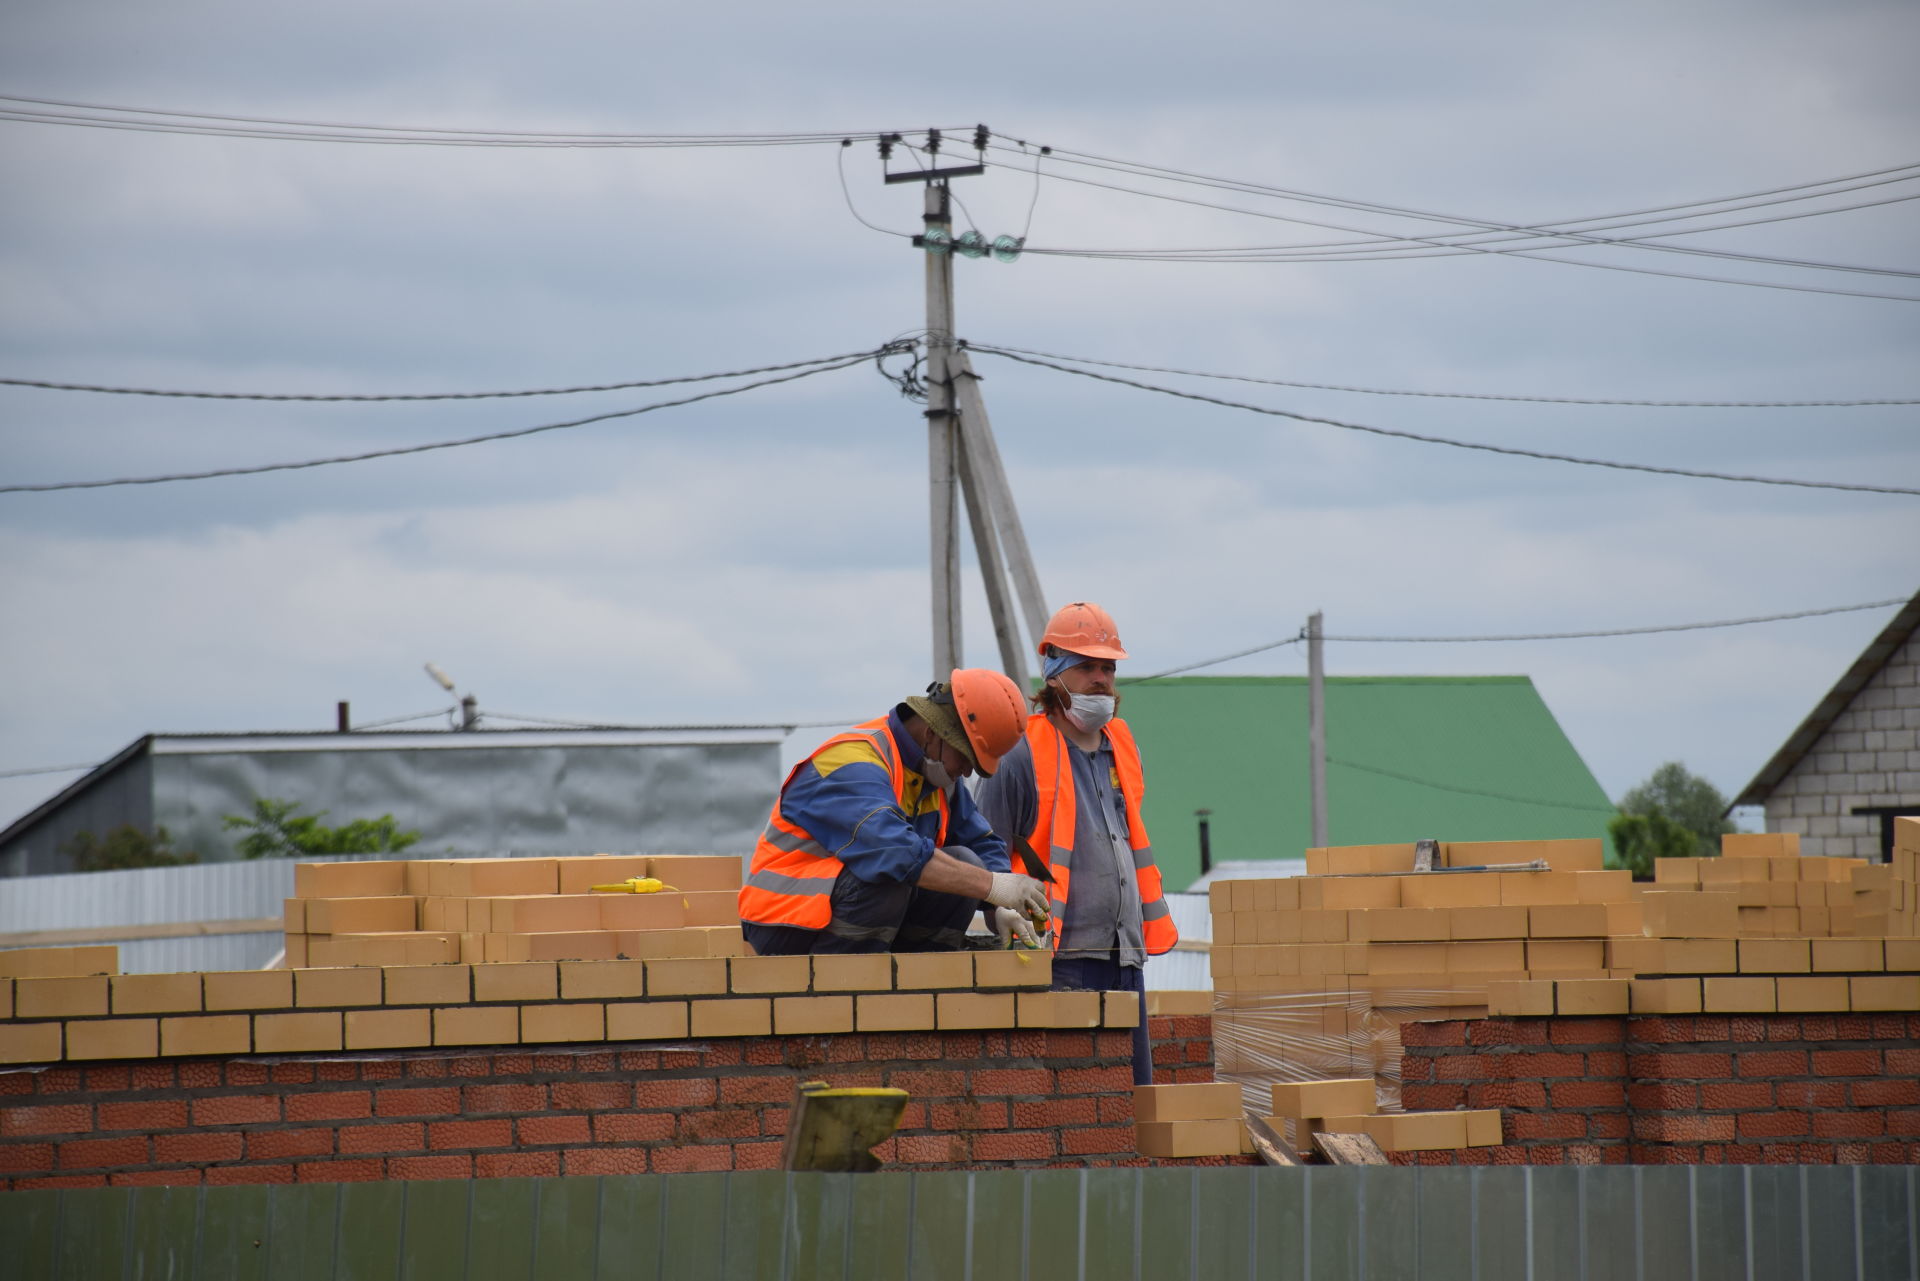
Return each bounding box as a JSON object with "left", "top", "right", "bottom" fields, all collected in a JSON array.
[
  {"left": 739, "top": 668, "right": 1051, "bottom": 955},
  {"left": 976, "top": 602, "right": 1177, "bottom": 1083}
]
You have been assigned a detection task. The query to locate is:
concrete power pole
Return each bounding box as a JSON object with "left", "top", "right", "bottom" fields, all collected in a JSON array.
[
  {"left": 886, "top": 128, "right": 1043, "bottom": 690},
  {"left": 1308, "top": 610, "right": 1328, "bottom": 848}
]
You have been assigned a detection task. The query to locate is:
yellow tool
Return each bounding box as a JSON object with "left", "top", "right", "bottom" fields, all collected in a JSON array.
[{"left": 589, "top": 877, "right": 676, "bottom": 894}]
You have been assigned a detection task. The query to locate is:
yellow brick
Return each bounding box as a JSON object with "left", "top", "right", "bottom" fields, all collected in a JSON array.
[
  {"left": 597, "top": 894, "right": 687, "bottom": 931},
  {"left": 1136, "top": 1118, "right": 1245, "bottom": 1158},
  {"left": 645, "top": 958, "right": 729, "bottom": 997},
  {"left": 773, "top": 996, "right": 855, "bottom": 1035},
  {"left": 1528, "top": 905, "right": 1609, "bottom": 939},
  {"left": 1703, "top": 976, "right": 1777, "bottom": 1013},
  {"left": 201, "top": 971, "right": 293, "bottom": 1012},
  {"left": 15, "top": 976, "right": 109, "bottom": 1019},
  {"left": 1653, "top": 859, "right": 1702, "bottom": 885},
  {"left": 1606, "top": 937, "right": 1663, "bottom": 975},
  {"left": 1498, "top": 872, "right": 1576, "bottom": 906},
  {"left": 607, "top": 1000, "right": 690, "bottom": 1040},
  {"left": 1450, "top": 906, "right": 1530, "bottom": 940},
  {"left": 973, "top": 950, "right": 1052, "bottom": 988},
  {"left": 1270, "top": 1078, "right": 1375, "bottom": 1119},
  {"left": 1848, "top": 976, "right": 1920, "bottom": 1011},
  {"left": 1572, "top": 871, "right": 1634, "bottom": 903},
  {"left": 294, "top": 967, "right": 382, "bottom": 1008},
  {"left": 1630, "top": 978, "right": 1703, "bottom": 1014},
  {"left": 0, "top": 946, "right": 120, "bottom": 979},
  {"left": 1448, "top": 940, "right": 1527, "bottom": 973},
  {"left": 294, "top": 860, "right": 407, "bottom": 898},
  {"left": 434, "top": 1005, "right": 518, "bottom": 1046},
  {"left": 521, "top": 1002, "right": 605, "bottom": 1044},
  {"left": 284, "top": 934, "right": 310, "bottom": 968},
  {"left": 611, "top": 929, "right": 707, "bottom": 960},
  {"left": 1365, "top": 1111, "right": 1467, "bottom": 1152},
  {"left": 445, "top": 858, "right": 559, "bottom": 897},
  {"left": 1643, "top": 894, "right": 1739, "bottom": 940},
  {"left": 558, "top": 960, "right": 647, "bottom": 1001},
  {"left": 679, "top": 892, "right": 742, "bottom": 928},
  {"left": 67, "top": 1018, "right": 159, "bottom": 1060},
  {"left": 805, "top": 953, "right": 891, "bottom": 992},
  {"left": 894, "top": 952, "right": 974, "bottom": 990},
  {"left": 728, "top": 955, "right": 812, "bottom": 994},
  {"left": 0, "top": 1023, "right": 64, "bottom": 1064},
  {"left": 852, "top": 993, "right": 934, "bottom": 1032},
  {"left": 345, "top": 1008, "right": 432, "bottom": 1050},
  {"left": 1775, "top": 977, "right": 1850, "bottom": 1013},
  {"left": 1812, "top": 940, "right": 1885, "bottom": 973},
  {"left": 1662, "top": 940, "right": 1739, "bottom": 974},
  {"left": 1135, "top": 1083, "right": 1244, "bottom": 1123},
  {"left": 1355, "top": 908, "right": 1450, "bottom": 942},
  {"left": 1487, "top": 979, "right": 1555, "bottom": 1016},
  {"left": 556, "top": 854, "right": 654, "bottom": 896},
  {"left": 1723, "top": 832, "right": 1799, "bottom": 858},
  {"left": 1398, "top": 873, "right": 1504, "bottom": 911},
  {"left": 1313, "top": 878, "right": 1399, "bottom": 911},
  {"left": 1145, "top": 990, "right": 1213, "bottom": 1017},
  {"left": 936, "top": 992, "right": 1016, "bottom": 1029},
  {"left": 1606, "top": 904, "right": 1645, "bottom": 937},
  {"left": 689, "top": 998, "right": 771, "bottom": 1037},
  {"left": 1888, "top": 940, "right": 1920, "bottom": 972},
  {"left": 1366, "top": 943, "right": 1450, "bottom": 976},
  {"left": 284, "top": 898, "right": 307, "bottom": 932},
  {"left": 1103, "top": 991, "right": 1141, "bottom": 1028},
  {"left": 645, "top": 855, "right": 744, "bottom": 892},
  {"left": 254, "top": 1011, "right": 343, "bottom": 1053},
  {"left": 1526, "top": 940, "right": 1605, "bottom": 972},
  {"left": 1738, "top": 939, "right": 1811, "bottom": 974},
  {"left": 378, "top": 965, "right": 467, "bottom": 1006},
  {"left": 109, "top": 973, "right": 202, "bottom": 1015},
  {"left": 472, "top": 963, "right": 558, "bottom": 1003},
  {"left": 1554, "top": 979, "right": 1628, "bottom": 1015},
  {"left": 1464, "top": 1110, "right": 1503, "bottom": 1146},
  {"left": 305, "top": 896, "right": 419, "bottom": 934},
  {"left": 0, "top": 979, "right": 9, "bottom": 1020},
  {"left": 160, "top": 1014, "right": 251, "bottom": 1056}
]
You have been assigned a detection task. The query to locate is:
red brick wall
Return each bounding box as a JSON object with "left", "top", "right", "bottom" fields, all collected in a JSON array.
[
  {"left": 1149, "top": 1013, "right": 1215, "bottom": 1084},
  {"left": 1398, "top": 1014, "right": 1920, "bottom": 1166},
  {"left": 0, "top": 1020, "right": 1220, "bottom": 1188}
]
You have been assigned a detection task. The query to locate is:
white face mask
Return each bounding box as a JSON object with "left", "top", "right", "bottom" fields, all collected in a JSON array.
[
  {"left": 921, "top": 756, "right": 955, "bottom": 793},
  {"left": 1064, "top": 694, "right": 1115, "bottom": 733}
]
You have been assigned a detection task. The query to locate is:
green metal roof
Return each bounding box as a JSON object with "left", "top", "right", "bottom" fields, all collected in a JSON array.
[{"left": 1114, "top": 675, "right": 1617, "bottom": 890}]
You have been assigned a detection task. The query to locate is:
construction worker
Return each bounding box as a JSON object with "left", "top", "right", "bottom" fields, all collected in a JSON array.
[
  {"left": 976, "top": 602, "right": 1177, "bottom": 1084},
  {"left": 738, "top": 669, "right": 1049, "bottom": 955}
]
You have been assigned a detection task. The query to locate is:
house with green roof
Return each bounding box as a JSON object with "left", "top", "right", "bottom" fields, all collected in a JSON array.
[{"left": 1115, "top": 675, "right": 1617, "bottom": 891}]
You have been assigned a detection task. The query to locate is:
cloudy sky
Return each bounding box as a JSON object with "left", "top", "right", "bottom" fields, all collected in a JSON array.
[{"left": 2, "top": 0, "right": 1916, "bottom": 843}]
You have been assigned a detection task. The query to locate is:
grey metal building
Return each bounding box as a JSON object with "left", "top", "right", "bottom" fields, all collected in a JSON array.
[{"left": 0, "top": 726, "right": 784, "bottom": 878}]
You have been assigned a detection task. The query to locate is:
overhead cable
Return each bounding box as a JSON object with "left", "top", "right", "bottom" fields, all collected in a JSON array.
[
  {"left": 0, "top": 349, "right": 893, "bottom": 403},
  {"left": 0, "top": 351, "right": 887, "bottom": 493},
  {"left": 1329, "top": 755, "right": 1617, "bottom": 815},
  {"left": 971, "top": 348, "right": 1920, "bottom": 496},
  {"left": 0, "top": 761, "right": 101, "bottom": 780},
  {"left": 0, "top": 96, "right": 960, "bottom": 150},
  {"left": 969, "top": 342, "right": 1919, "bottom": 409}
]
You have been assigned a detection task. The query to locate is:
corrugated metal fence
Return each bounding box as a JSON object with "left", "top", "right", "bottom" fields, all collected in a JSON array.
[{"left": 4, "top": 1167, "right": 1914, "bottom": 1279}]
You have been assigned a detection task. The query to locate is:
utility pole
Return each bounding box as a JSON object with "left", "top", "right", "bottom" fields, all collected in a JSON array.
[
  {"left": 1307, "top": 611, "right": 1328, "bottom": 848},
  {"left": 884, "top": 127, "right": 1043, "bottom": 690}
]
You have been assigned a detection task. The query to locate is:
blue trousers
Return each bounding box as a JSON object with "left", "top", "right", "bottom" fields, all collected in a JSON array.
[
  {"left": 743, "top": 847, "right": 985, "bottom": 956},
  {"left": 1051, "top": 952, "right": 1153, "bottom": 1086}
]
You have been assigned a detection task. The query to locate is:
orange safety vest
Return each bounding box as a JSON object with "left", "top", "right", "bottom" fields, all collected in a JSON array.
[
  {"left": 1022, "top": 714, "right": 1178, "bottom": 956},
  {"left": 737, "top": 717, "right": 949, "bottom": 932}
]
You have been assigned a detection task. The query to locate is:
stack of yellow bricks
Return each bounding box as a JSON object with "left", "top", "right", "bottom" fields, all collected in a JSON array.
[
  {"left": 1211, "top": 820, "right": 1920, "bottom": 1111},
  {"left": 286, "top": 854, "right": 747, "bottom": 968},
  {"left": 1130, "top": 1078, "right": 1506, "bottom": 1156}
]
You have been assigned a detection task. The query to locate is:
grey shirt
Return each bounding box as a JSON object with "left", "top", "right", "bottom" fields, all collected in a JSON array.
[{"left": 974, "top": 729, "right": 1146, "bottom": 969}]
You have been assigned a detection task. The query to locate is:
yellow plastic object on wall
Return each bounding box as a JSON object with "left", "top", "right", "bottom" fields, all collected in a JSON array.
[{"left": 589, "top": 878, "right": 676, "bottom": 894}]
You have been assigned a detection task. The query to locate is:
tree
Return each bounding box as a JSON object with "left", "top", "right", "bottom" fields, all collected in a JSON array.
[
  {"left": 1609, "top": 761, "right": 1736, "bottom": 879},
  {"left": 60, "top": 824, "right": 199, "bottom": 872},
  {"left": 223, "top": 798, "right": 420, "bottom": 860}
]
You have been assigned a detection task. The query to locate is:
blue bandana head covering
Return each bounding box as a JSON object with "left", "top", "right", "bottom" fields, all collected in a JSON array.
[{"left": 1043, "top": 648, "right": 1092, "bottom": 681}]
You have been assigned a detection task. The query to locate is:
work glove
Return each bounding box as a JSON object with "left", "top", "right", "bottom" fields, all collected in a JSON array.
[
  {"left": 985, "top": 871, "right": 1049, "bottom": 920},
  {"left": 994, "top": 906, "right": 1041, "bottom": 949}
]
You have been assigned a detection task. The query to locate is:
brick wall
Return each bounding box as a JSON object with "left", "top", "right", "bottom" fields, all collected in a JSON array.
[
  {"left": 0, "top": 1017, "right": 1221, "bottom": 1188},
  {"left": 1148, "top": 1011, "right": 1215, "bottom": 1084},
  {"left": 1765, "top": 629, "right": 1920, "bottom": 859},
  {"left": 1399, "top": 1013, "right": 1920, "bottom": 1166}
]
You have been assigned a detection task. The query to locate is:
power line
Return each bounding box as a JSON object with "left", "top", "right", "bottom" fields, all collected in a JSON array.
[
  {"left": 0, "top": 349, "right": 895, "bottom": 402},
  {"left": 1120, "top": 636, "right": 1306, "bottom": 684},
  {"left": 0, "top": 351, "right": 884, "bottom": 493},
  {"left": 968, "top": 342, "right": 1919, "bottom": 409},
  {"left": 970, "top": 348, "right": 1920, "bottom": 496},
  {"left": 0, "top": 761, "right": 101, "bottom": 780},
  {"left": 1329, "top": 755, "right": 1617, "bottom": 815},
  {"left": 0, "top": 96, "right": 962, "bottom": 150}
]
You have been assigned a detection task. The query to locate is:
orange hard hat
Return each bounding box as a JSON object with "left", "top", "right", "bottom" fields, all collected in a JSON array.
[
  {"left": 1037, "top": 601, "right": 1129, "bottom": 661},
  {"left": 945, "top": 667, "right": 1027, "bottom": 777}
]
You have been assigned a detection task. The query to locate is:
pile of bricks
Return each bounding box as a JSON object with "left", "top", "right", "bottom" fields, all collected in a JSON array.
[
  {"left": 286, "top": 854, "right": 747, "bottom": 967},
  {"left": 1270, "top": 1076, "right": 1501, "bottom": 1154},
  {"left": 1644, "top": 833, "right": 1891, "bottom": 937}
]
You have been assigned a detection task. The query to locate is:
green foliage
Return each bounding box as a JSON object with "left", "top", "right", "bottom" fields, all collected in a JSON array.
[
  {"left": 223, "top": 798, "right": 420, "bottom": 860},
  {"left": 1613, "top": 760, "right": 1737, "bottom": 879},
  {"left": 60, "top": 824, "right": 199, "bottom": 872},
  {"left": 1607, "top": 811, "right": 1698, "bottom": 880}
]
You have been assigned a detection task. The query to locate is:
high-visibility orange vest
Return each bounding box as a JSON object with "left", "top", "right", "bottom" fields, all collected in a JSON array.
[
  {"left": 738, "top": 717, "right": 949, "bottom": 932},
  {"left": 1022, "top": 715, "right": 1178, "bottom": 956}
]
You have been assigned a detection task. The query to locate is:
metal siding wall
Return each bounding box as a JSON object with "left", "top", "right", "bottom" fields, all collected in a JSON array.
[
  {"left": 4, "top": 1168, "right": 1913, "bottom": 1280},
  {"left": 0, "top": 755, "right": 154, "bottom": 876}
]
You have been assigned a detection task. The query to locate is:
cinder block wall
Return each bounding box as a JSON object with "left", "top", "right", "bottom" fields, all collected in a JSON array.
[
  {"left": 1399, "top": 1014, "right": 1920, "bottom": 1166},
  {"left": 1766, "top": 632, "right": 1920, "bottom": 859}
]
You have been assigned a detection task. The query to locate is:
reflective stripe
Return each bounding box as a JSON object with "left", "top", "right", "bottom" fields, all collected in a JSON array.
[
  {"left": 1141, "top": 897, "right": 1171, "bottom": 922},
  {"left": 760, "top": 822, "right": 834, "bottom": 858},
  {"left": 745, "top": 867, "right": 836, "bottom": 896}
]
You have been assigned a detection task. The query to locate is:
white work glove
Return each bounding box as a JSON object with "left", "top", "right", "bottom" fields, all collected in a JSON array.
[
  {"left": 985, "top": 870, "right": 1049, "bottom": 920},
  {"left": 994, "top": 906, "right": 1041, "bottom": 949}
]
